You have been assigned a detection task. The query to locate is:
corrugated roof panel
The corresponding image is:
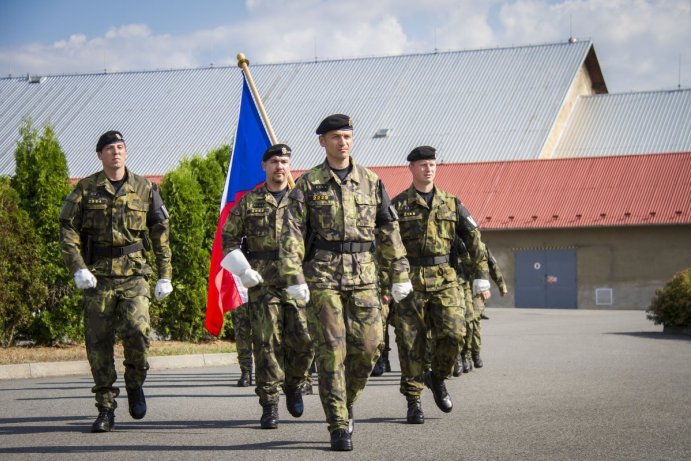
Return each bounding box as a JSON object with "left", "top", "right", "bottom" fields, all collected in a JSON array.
[
  {"left": 0, "top": 41, "right": 593, "bottom": 178},
  {"left": 554, "top": 89, "right": 691, "bottom": 157},
  {"left": 365, "top": 152, "right": 691, "bottom": 230}
]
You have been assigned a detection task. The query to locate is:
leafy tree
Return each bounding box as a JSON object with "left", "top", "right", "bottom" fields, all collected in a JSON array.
[
  {"left": 0, "top": 177, "right": 48, "bottom": 347},
  {"left": 11, "top": 119, "right": 80, "bottom": 344},
  {"left": 157, "top": 160, "right": 209, "bottom": 341},
  {"left": 647, "top": 268, "right": 691, "bottom": 328}
]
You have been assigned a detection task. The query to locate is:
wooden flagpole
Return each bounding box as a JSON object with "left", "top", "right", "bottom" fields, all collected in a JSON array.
[{"left": 237, "top": 53, "right": 294, "bottom": 188}]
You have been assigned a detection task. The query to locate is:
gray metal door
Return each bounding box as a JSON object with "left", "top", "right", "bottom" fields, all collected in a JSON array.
[{"left": 515, "top": 249, "right": 577, "bottom": 308}]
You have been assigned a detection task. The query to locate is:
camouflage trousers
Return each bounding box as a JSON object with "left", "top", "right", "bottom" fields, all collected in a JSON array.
[
  {"left": 248, "top": 284, "right": 313, "bottom": 406},
  {"left": 308, "top": 287, "right": 383, "bottom": 433},
  {"left": 231, "top": 303, "right": 253, "bottom": 371},
  {"left": 464, "top": 296, "right": 484, "bottom": 355},
  {"left": 83, "top": 276, "right": 151, "bottom": 410},
  {"left": 392, "top": 284, "right": 465, "bottom": 399},
  {"left": 380, "top": 300, "right": 392, "bottom": 355}
]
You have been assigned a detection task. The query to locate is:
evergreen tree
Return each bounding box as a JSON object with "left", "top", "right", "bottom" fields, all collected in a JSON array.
[
  {"left": 188, "top": 152, "right": 226, "bottom": 250},
  {"left": 0, "top": 177, "right": 48, "bottom": 347},
  {"left": 157, "top": 160, "right": 208, "bottom": 341},
  {"left": 11, "top": 119, "right": 81, "bottom": 344}
]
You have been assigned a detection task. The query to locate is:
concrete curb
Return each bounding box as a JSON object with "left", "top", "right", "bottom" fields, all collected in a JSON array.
[{"left": 0, "top": 352, "right": 237, "bottom": 380}]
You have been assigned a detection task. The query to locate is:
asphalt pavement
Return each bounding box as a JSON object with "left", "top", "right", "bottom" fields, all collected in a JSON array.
[{"left": 1, "top": 308, "right": 689, "bottom": 461}]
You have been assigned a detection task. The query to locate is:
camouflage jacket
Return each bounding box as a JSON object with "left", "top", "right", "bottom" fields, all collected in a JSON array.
[
  {"left": 279, "top": 158, "right": 410, "bottom": 290},
  {"left": 222, "top": 184, "right": 288, "bottom": 287},
  {"left": 488, "top": 247, "right": 508, "bottom": 292},
  {"left": 59, "top": 169, "right": 172, "bottom": 279},
  {"left": 392, "top": 185, "right": 488, "bottom": 292},
  {"left": 458, "top": 242, "right": 507, "bottom": 293}
]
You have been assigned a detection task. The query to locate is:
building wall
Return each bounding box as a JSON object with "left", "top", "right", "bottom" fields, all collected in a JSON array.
[
  {"left": 480, "top": 225, "right": 691, "bottom": 310},
  {"left": 540, "top": 62, "right": 597, "bottom": 159}
]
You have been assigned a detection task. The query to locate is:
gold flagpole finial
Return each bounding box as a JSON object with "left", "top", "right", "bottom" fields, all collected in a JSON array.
[{"left": 237, "top": 53, "right": 249, "bottom": 68}]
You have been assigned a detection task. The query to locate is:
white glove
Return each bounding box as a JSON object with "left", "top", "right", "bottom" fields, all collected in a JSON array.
[
  {"left": 155, "top": 279, "right": 173, "bottom": 300},
  {"left": 74, "top": 268, "right": 97, "bottom": 289},
  {"left": 221, "top": 249, "right": 263, "bottom": 287},
  {"left": 391, "top": 281, "right": 413, "bottom": 303},
  {"left": 240, "top": 269, "right": 263, "bottom": 288},
  {"left": 286, "top": 284, "right": 310, "bottom": 303},
  {"left": 472, "top": 279, "right": 491, "bottom": 295}
]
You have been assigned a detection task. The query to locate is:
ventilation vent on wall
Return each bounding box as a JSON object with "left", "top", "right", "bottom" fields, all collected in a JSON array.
[
  {"left": 373, "top": 128, "right": 391, "bottom": 138},
  {"left": 27, "top": 75, "right": 47, "bottom": 84},
  {"left": 595, "top": 288, "right": 613, "bottom": 306}
]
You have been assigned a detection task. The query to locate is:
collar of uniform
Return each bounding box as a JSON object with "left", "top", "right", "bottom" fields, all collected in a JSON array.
[
  {"left": 257, "top": 183, "right": 285, "bottom": 207},
  {"left": 319, "top": 157, "right": 361, "bottom": 184},
  {"left": 95, "top": 168, "right": 132, "bottom": 195},
  {"left": 406, "top": 184, "right": 428, "bottom": 208}
]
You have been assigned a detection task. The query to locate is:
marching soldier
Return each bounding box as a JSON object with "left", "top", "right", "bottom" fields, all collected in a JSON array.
[
  {"left": 221, "top": 144, "right": 313, "bottom": 429},
  {"left": 59, "top": 130, "right": 173, "bottom": 432},
  {"left": 279, "top": 114, "right": 412, "bottom": 451},
  {"left": 231, "top": 301, "right": 253, "bottom": 387},
  {"left": 390, "top": 145, "right": 490, "bottom": 424}
]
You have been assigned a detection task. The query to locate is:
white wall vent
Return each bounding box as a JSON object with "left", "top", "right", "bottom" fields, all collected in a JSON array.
[{"left": 595, "top": 288, "right": 613, "bottom": 306}]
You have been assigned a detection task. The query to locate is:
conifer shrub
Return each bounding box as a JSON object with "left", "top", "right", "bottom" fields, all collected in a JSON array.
[{"left": 647, "top": 268, "right": 691, "bottom": 328}]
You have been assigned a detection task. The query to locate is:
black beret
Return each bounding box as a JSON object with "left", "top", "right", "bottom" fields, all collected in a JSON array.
[
  {"left": 96, "top": 130, "right": 125, "bottom": 152},
  {"left": 262, "top": 143, "right": 292, "bottom": 162},
  {"left": 316, "top": 114, "right": 353, "bottom": 135},
  {"left": 407, "top": 146, "right": 437, "bottom": 162}
]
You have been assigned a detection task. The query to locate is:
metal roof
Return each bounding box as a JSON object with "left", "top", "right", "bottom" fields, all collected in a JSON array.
[
  {"left": 0, "top": 40, "right": 596, "bottom": 178},
  {"left": 552, "top": 89, "right": 691, "bottom": 158},
  {"left": 364, "top": 152, "right": 691, "bottom": 230}
]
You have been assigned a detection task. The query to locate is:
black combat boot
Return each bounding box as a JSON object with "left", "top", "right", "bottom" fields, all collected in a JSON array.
[
  {"left": 461, "top": 354, "right": 472, "bottom": 373},
  {"left": 126, "top": 386, "right": 147, "bottom": 420},
  {"left": 406, "top": 399, "right": 425, "bottom": 424},
  {"left": 480, "top": 313, "right": 490, "bottom": 320},
  {"left": 347, "top": 404, "right": 354, "bottom": 434},
  {"left": 260, "top": 402, "right": 279, "bottom": 429},
  {"left": 91, "top": 406, "right": 115, "bottom": 433},
  {"left": 371, "top": 356, "right": 385, "bottom": 376},
  {"left": 383, "top": 353, "right": 391, "bottom": 373},
  {"left": 424, "top": 371, "right": 453, "bottom": 413},
  {"left": 330, "top": 428, "right": 353, "bottom": 451},
  {"left": 285, "top": 386, "right": 304, "bottom": 417},
  {"left": 472, "top": 352, "right": 484, "bottom": 368},
  {"left": 237, "top": 368, "right": 252, "bottom": 387},
  {"left": 452, "top": 352, "right": 463, "bottom": 377}
]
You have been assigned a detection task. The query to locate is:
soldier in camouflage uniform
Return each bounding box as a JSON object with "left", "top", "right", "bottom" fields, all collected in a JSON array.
[
  {"left": 279, "top": 114, "right": 412, "bottom": 451},
  {"left": 230, "top": 302, "right": 253, "bottom": 386},
  {"left": 58, "top": 130, "right": 173, "bottom": 433},
  {"left": 453, "top": 241, "right": 481, "bottom": 376},
  {"left": 456, "top": 244, "right": 508, "bottom": 373},
  {"left": 390, "top": 146, "right": 490, "bottom": 424},
  {"left": 222, "top": 144, "right": 313, "bottom": 430}
]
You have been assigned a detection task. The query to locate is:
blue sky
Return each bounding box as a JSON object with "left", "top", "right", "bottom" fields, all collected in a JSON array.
[{"left": 1, "top": 0, "right": 689, "bottom": 92}]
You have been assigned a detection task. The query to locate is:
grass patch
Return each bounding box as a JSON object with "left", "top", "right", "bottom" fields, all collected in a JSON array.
[{"left": 0, "top": 340, "right": 236, "bottom": 365}]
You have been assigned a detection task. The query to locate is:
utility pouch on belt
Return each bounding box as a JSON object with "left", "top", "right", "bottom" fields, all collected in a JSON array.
[
  {"left": 141, "top": 232, "right": 151, "bottom": 251},
  {"left": 304, "top": 226, "right": 316, "bottom": 261},
  {"left": 81, "top": 234, "right": 94, "bottom": 265}
]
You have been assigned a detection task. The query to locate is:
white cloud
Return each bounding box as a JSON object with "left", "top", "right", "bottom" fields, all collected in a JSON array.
[{"left": 0, "top": 0, "right": 688, "bottom": 91}]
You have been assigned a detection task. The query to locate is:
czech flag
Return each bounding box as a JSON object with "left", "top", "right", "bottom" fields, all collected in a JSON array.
[{"left": 205, "top": 73, "right": 270, "bottom": 336}]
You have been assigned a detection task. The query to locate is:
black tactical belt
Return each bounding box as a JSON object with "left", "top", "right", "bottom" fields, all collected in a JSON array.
[
  {"left": 93, "top": 241, "right": 144, "bottom": 258},
  {"left": 313, "top": 239, "right": 374, "bottom": 253},
  {"left": 247, "top": 250, "right": 279, "bottom": 260},
  {"left": 408, "top": 254, "right": 450, "bottom": 266}
]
